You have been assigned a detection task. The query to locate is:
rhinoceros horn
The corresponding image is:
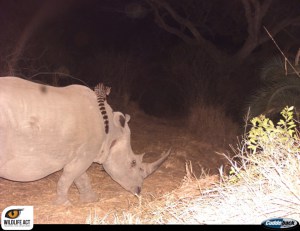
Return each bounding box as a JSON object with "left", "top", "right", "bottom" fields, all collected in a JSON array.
[{"left": 141, "top": 148, "right": 171, "bottom": 178}]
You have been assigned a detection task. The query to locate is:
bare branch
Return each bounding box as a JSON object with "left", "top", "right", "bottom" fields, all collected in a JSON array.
[
  {"left": 152, "top": 0, "right": 202, "bottom": 40},
  {"left": 147, "top": 0, "right": 300, "bottom": 72},
  {"left": 147, "top": 0, "right": 226, "bottom": 63},
  {"left": 236, "top": 0, "right": 272, "bottom": 60},
  {"left": 295, "top": 48, "right": 300, "bottom": 66},
  {"left": 147, "top": 0, "right": 196, "bottom": 45},
  {"left": 259, "top": 15, "right": 300, "bottom": 45},
  {"left": 260, "top": 0, "right": 272, "bottom": 16}
]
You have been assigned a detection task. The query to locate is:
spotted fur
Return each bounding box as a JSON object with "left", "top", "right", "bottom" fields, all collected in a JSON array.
[{"left": 94, "top": 83, "right": 111, "bottom": 134}]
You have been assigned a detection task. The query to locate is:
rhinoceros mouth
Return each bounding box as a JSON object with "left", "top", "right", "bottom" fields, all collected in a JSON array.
[{"left": 133, "top": 186, "right": 141, "bottom": 195}]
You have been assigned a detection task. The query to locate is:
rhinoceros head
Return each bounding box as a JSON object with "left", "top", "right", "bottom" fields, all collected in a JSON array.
[{"left": 102, "top": 113, "right": 170, "bottom": 195}]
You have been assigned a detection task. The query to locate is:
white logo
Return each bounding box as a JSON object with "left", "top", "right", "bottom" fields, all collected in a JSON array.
[{"left": 1, "top": 206, "right": 34, "bottom": 230}]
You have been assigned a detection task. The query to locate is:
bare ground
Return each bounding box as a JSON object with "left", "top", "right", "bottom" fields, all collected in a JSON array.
[{"left": 0, "top": 112, "right": 234, "bottom": 224}]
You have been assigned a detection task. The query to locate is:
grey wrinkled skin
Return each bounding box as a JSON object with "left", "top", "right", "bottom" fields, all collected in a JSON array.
[{"left": 0, "top": 77, "right": 171, "bottom": 205}]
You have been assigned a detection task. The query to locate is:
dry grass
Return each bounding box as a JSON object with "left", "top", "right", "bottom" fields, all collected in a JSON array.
[
  {"left": 87, "top": 128, "right": 300, "bottom": 224},
  {"left": 187, "top": 102, "right": 239, "bottom": 147}
]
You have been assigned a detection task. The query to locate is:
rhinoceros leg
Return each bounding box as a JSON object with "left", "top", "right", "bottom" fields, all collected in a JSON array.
[
  {"left": 54, "top": 173, "right": 74, "bottom": 205},
  {"left": 54, "top": 157, "right": 94, "bottom": 205},
  {"left": 74, "top": 172, "right": 98, "bottom": 203}
]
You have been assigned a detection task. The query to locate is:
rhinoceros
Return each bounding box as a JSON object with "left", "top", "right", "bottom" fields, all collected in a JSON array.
[{"left": 0, "top": 77, "right": 170, "bottom": 205}]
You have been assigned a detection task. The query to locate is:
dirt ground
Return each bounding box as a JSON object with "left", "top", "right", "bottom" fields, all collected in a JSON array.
[{"left": 0, "top": 112, "right": 234, "bottom": 224}]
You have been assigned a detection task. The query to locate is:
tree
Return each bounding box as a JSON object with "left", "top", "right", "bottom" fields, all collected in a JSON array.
[
  {"left": 145, "top": 0, "right": 300, "bottom": 75},
  {"left": 4, "top": 0, "right": 75, "bottom": 75}
]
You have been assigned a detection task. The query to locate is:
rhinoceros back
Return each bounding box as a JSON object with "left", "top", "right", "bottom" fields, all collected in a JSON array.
[{"left": 0, "top": 77, "right": 104, "bottom": 181}]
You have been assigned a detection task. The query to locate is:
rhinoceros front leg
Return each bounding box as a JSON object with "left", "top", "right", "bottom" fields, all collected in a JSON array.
[
  {"left": 54, "top": 173, "right": 74, "bottom": 205},
  {"left": 74, "top": 172, "right": 98, "bottom": 203},
  {"left": 54, "top": 165, "right": 93, "bottom": 205}
]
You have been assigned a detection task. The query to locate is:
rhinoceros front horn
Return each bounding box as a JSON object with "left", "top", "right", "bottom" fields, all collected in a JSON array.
[{"left": 141, "top": 148, "right": 171, "bottom": 178}]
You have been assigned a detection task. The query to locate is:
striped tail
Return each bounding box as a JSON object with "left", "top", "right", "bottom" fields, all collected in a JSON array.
[{"left": 94, "top": 83, "right": 111, "bottom": 134}]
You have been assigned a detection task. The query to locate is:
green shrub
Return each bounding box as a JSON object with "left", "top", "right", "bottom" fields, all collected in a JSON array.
[{"left": 247, "top": 106, "right": 297, "bottom": 154}]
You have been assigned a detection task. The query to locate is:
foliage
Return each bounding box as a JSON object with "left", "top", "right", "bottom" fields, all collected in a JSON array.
[
  {"left": 228, "top": 166, "right": 242, "bottom": 184},
  {"left": 246, "top": 56, "right": 300, "bottom": 119},
  {"left": 247, "top": 106, "right": 297, "bottom": 154}
]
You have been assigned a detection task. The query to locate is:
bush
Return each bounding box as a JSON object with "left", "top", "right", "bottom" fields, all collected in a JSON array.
[
  {"left": 246, "top": 56, "right": 300, "bottom": 119},
  {"left": 187, "top": 101, "right": 239, "bottom": 147},
  {"left": 247, "top": 106, "right": 297, "bottom": 154}
]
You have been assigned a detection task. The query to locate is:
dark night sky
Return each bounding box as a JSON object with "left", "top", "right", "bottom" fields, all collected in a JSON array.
[{"left": 0, "top": 0, "right": 300, "bottom": 119}]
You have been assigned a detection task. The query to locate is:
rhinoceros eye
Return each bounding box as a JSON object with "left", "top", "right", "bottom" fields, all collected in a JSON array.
[{"left": 131, "top": 160, "right": 136, "bottom": 167}]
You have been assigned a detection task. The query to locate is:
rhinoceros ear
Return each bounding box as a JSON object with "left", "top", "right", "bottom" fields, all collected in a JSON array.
[
  {"left": 125, "top": 114, "right": 130, "bottom": 123},
  {"left": 113, "top": 112, "right": 130, "bottom": 128}
]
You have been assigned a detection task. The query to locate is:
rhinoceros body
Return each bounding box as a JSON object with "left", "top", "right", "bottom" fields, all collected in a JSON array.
[{"left": 0, "top": 77, "right": 170, "bottom": 204}]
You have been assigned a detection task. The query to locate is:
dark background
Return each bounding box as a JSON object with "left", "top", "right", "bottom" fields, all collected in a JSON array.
[{"left": 0, "top": 0, "right": 299, "bottom": 121}]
